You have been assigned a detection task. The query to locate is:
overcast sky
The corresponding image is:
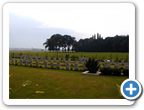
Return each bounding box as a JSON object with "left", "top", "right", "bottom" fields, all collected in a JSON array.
[{"left": 9, "top": 3, "right": 130, "bottom": 49}]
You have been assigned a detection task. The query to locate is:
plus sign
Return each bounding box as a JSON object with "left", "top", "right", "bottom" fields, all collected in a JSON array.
[{"left": 126, "top": 83, "right": 137, "bottom": 95}]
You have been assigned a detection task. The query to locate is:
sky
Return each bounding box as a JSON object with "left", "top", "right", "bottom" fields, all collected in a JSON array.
[{"left": 9, "top": 3, "right": 130, "bottom": 49}]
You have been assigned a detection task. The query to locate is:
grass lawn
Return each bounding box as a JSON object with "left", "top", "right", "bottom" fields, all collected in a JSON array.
[
  {"left": 9, "top": 51, "right": 129, "bottom": 62},
  {"left": 9, "top": 65, "right": 128, "bottom": 99}
]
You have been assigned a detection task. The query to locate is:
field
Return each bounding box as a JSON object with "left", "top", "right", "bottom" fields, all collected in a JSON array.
[
  {"left": 9, "top": 65, "right": 128, "bottom": 99},
  {"left": 9, "top": 51, "right": 129, "bottom": 99},
  {"left": 9, "top": 51, "right": 129, "bottom": 62}
]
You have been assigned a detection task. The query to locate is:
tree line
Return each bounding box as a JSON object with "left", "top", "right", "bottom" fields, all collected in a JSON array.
[{"left": 43, "top": 34, "right": 129, "bottom": 52}]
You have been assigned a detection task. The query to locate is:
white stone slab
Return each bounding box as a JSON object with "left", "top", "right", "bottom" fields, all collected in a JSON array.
[{"left": 82, "top": 71, "right": 101, "bottom": 75}]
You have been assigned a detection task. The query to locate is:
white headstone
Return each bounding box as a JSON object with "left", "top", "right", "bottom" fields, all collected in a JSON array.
[
  {"left": 68, "top": 58, "right": 71, "bottom": 62},
  {"left": 114, "top": 62, "right": 119, "bottom": 69},
  {"left": 74, "top": 63, "right": 78, "bottom": 70},
  {"left": 25, "top": 60, "right": 28, "bottom": 66},
  {"left": 54, "top": 58, "right": 56, "bottom": 62},
  {"left": 41, "top": 57, "right": 43, "bottom": 61},
  {"left": 112, "top": 59, "right": 114, "bottom": 65},
  {"left": 66, "top": 62, "right": 70, "bottom": 70},
  {"left": 30, "top": 60, "right": 33, "bottom": 67},
  {"left": 75, "top": 60, "right": 78, "bottom": 64},
  {"left": 121, "top": 60, "right": 124, "bottom": 65},
  {"left": 83, "top": 62, "right": 87, "bottom": 70},
  {"left": 50, "top": 61, "right": 53, "bottom": 68},
  {"left": 104, "top": 59, "right": 107, "bottom": 63},
  {"left": 104, "top": 62, "right": 108, "bottom": 68},
  {"left": 79, "top": 58, "right": 82, "bottom": 63},
  {"left": 107, "top": 62, "right": 111, "bottom": 68},
  {"left": 12, "top": 59, "right": 14, "bottom": 65},
  {"left": 36, "top": 60, "right": 39, "bottom": 67},
  {"left": 125, "top": 62, "right": 129, "bottom": 69},
  {"left": 20, "top": 59, "right": 23, "bottom": 66},
  {"left": 59, "top": 58, "right": 61, "bottom": 62},
  {"left": 44, "top": 61, "right": 48, "bottom": 68},
  {"left": 47, "top": 57, "right": 50, "bottom": 61},
  {"left": 63, "top": 58, "right": 65, "bottom": 62},
  {"left": 15, "top": 59, "right": 18, "bottom": 65},
  {"left": 57, "top": 62, "right": 61, "bottom": 69}
]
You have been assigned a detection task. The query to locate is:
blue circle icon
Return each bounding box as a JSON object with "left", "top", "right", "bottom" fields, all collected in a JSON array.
[
  {"left": 121, "top": 79, "right": 142, "bottom": 100},
  {"left": 123, "top": 81, "right": 139, "bottom": 97}
]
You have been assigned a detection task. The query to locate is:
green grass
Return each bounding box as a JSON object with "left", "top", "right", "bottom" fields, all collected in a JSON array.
[
  {"left": 9, "top": 51, "right": 129, "bottom": 62},
  {"left": 9, "top": 65, "right": 128, "bottom": 99}
]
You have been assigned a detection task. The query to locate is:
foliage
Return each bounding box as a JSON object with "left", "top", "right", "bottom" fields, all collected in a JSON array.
[
  {"left": 112, "top": 68, "right": 121, "bottom": 76},
  {"left": 75, "top": 35, "right": 129, "bottom": 52},
  {"left": 70, "top": 55, "right": 78, "bottom": 61},
  {"left": 65, "top": 54, "right": 70, "bottom": 60},
  {"left": 85, "top": 58, "right": 100, "bottom": 73},
  {"left": 19, "top": 53, "right": 22, "bottom": 55},
  {"left": 123, "top": 69, "right": 129, "bottom": 76},
  {"left": 43, "top": 34, "right": 76, "bottom": 52},
  {"left": 100, "top": 68, "right": 112, "bottom": 75}
]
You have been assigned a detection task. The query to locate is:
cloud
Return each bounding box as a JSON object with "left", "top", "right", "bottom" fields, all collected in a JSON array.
[{"left": 9, "top": 12, "right": 91, "bottom": 48}]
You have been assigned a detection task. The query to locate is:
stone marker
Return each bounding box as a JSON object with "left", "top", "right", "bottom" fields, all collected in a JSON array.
[
  {"left": 114, "top": 62, "right": 119, "bottom": 69},
  {"left": 112, "top": 59, "right": 114, "bottom": 65},
  {"left": 54, "top": 58, "right": 56, "bottom": 62},
  {"left": 36, "top": 60, "right": 39, "bottom": 67},
  {"left": 121, "top": 60, "right": 124, "bottom": 65},
  {"left": 68, "top": 58, "right": 71, "bottom": 62},
  {"left": 50, "top": 61, "right": 53, "bottom": 68},
  {"left": 57, "top": 62, "right": 61, "bottom": 69},
  {"left": 66, "top": 62, "right": 70, "bottom": 70},
  {"left": 125, "top": 62, "right": 129, "bottom": 69},
  {"left": 63, "top": 58, "right": 65, "bottom": 62},
  {"left": 15, "top": 59, "right": 18, "bottom": 65},
  {"left": 107, "top": 62, "right": 111, "bottom": 68},
  {"left": 12, "top": 59, "right": 14, "bottom": 65},
  {"left": 30, "top": 60, "right": 33, "bottom": 67},
  {"left": 20, "top": 59, "right": 23, "bottom": 66},
  {"left": 48, "top": 57, "right": 51, "bottom": 62},
  {"left": 75, "top": 60, "right": 78, "bottom": 64},
  {"left": 59, "top": 58, "right": 61, "bottom": 62},
  {"left": 104, "top": 59, "right": 107, "bottom": 63},
  {"left": 25, "top": 60, "right": 28, "bottom": 66},
  {"left": 74, "top": 63, "right": 78, "bottom": 70},
  {"left": 79, "top": 58, "right": 82, "bottom": 63},
  {"left": 44, "top": 61, "right": 48, "bottom": 68},
  {"left": 104, "top": 62, "right": 108, "bottom": 68},
  {"left": 83, "top": 62, "right": 87, "bottom": 70}
]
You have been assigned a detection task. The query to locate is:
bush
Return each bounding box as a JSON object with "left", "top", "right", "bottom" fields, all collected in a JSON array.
[
  {"left": 85, "top": 58, "right": 100, "bottom": 73},
  {"left": 112, "top": 68, "right": 121, "bottom": 76},
  {"left": 65, "top": 54, "right": 70, "bottom": 60},
  {"left": 123, "top": 69, "right": 129, "bottom": 76},
  {"left": 100, "top": 68, "right": 112, "bottom": 75}
]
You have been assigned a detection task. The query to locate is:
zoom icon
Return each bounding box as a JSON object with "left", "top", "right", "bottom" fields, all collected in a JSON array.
[{"left": 120, "top": 79, "right": 143, "bottom": 100}]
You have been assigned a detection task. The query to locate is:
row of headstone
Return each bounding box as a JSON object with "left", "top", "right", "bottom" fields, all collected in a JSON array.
[
  {"left": 10, "top": 58, "right": 129, "bottom": 70},
  {"left": 104, "top": 61, "right": 129, "bottom": 69}
]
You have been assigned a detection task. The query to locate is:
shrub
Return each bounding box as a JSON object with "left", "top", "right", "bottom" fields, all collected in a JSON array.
[
  {"left": 85, "top": 58, "right": 100, "bottom": 73},
  {"left": 112, "top": 68, "right": 121, "bottom": 76},
  {"left": 123, "top": 69, "right": 129, "bottom": 76},
  {"left": 65, "top": 54, "right": 70, "bottom": 60},
  {"left": 100, "top": 68, "right": 112, "bottom": 75}
]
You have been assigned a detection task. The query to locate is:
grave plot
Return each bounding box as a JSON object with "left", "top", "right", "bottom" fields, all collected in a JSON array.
[{"left": 9, "top": 56, "right": 129, "bottom": 72}]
